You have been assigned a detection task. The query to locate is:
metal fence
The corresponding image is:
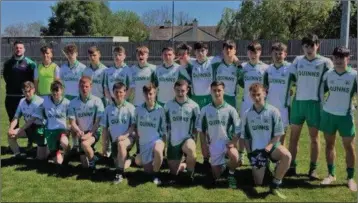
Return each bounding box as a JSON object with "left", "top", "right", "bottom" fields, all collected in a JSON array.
[{"left": 1, "top": 39, "right": 357, "bottom": 67}]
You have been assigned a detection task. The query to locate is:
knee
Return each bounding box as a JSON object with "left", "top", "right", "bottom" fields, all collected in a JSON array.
[
  {"left": 117, "top": 141, "right": 127, "bottom": 151},
  {"left": 282, "top": 151, "right": 292, "bottom": 164},
  {"left": 228, "top": 148, "right": 239, "bottom": 161},
  {"left": 326, "top": 142, "right": 335, "bottom": 151}
]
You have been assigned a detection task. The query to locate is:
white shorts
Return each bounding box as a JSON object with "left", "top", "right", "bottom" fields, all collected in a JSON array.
[
  {"left": 209, "top": 140, "right": 228, "bottom": 166},
  {"left": 239, "top": 101, "right": 252, "bottom": 119},
  {"left": 140, "top": 139, "right": 163, "bottom": 165},
  {"left": 279, "top": 107, "right": 289, "bottom": 128}
]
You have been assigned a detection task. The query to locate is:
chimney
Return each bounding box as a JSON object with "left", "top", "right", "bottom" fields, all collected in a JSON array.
[
  {"left": 164, "top": 20, "right": 172, "bottom": 28},
  {"left": 192, "top": 18, "right": 198, "bottom": 41}
]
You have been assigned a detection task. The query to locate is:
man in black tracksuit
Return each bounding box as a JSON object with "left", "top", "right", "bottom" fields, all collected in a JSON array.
[{"left": 3, "top": 41, "right": 37, "bottom": 150}]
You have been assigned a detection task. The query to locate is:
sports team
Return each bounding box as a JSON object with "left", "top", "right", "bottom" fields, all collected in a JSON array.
[{"left": 3, "top": 33, "right": 357, "bottom": 198}]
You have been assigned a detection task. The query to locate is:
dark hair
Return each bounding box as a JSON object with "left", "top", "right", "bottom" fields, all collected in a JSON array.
[
  {"left": 174, "top": 79, "right": 189, "bottom": 88},
  {"left": 13, "top": 40, "right": 24, "bottom": 47},
  {"left": 22, "top": 81, "right": 35, "bottom": 90},
  {"left": 79, "top": 76, "right": 92, "bottom": 85},
  {"left": 271, "top": 42, "right": 287, "bottom": 52},
  {"left": 194, "top": 42, "right": 208, "bottom": 50},
  {"left": 113, "top": 46, "right": 126, "bottom": 54},
  {"left": 332, "top": 46, "right": 350, "bottom": 58},
  {"left": 176, "top": 43, "right": 192, "bottom": 53},
  {"left": 223, "top": 40, "right": 236, "bottom": 49},
  {"left": 249, "top": 82, "right": 265, "bottom": 92},
  {"left": 40, "top": 46, "right": 52, "bottom": 54},
  {"left": 162, "top": 47, "right": 174, "bottom": 53},
  {"left": 210, "top": 81, "right": 225, "bottom": 89},
  {"left": 302, "top": 33, "right": 319, "bottom": 46},
  {"left": 88, "top": 46, "right": 100, "bottom": 55},
  {"left": 247, "top": 41, "right": 262, "bottom": 53},
  {"left": 63, "top": 44, "right": 78, "bottom": 54},
  {"left": 51, "top": 80, "right": 64, "bottom": 92},
  {"left": 112, "top": 82, "right": 127, "bottom": 92},
  {"left": 143, "top": 83, "right": 157, "bottom": 94}
]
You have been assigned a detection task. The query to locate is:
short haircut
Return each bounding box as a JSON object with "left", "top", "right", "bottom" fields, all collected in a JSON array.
[
  {"left": 249, "top": 82, "right": 265, "bottom": 93},
  {"left": 136, "top": 46, "right": 149, "bottom": 54},
  {"left": 247, "top": 41, "right": 262, "bottom": 53},
  {"left": 302, "top": 33, "right": 319, "bottom": 46},
  {"left": 271, "top": 42, "right": 287, "bottom": 52},
  {"left": 210, "top": 81, "right": 225, "bottom": 89},
  {"left": 22, "top": 81, "right": 35, "bottom": 90},
  {"left": 88, "top": 46, "right": 100, "bottom": 55},
  {"left": 332, "top": 46, "right": 350, "bottom": 58},
  {"left": 143, "top": 83, "right": 157, "bottom": 94},
  {"left": 51, "top": 80, "right": 64, "bottom": 92},
  {"left": 174, "top": 79, "right": 189, "bottom": 88},
  {"left": 194, "top": 42, "right": 208, "bottom": 50},
  {"left": 13, "top": 40, "right": 24, "bottom": 47},
  {"left": 113, "top": 82, "right": 127, "bottom": 92},
  {"left": 63, "top": 44, "right": 78, "bottom": 54},
  {"left": 176, "top": 43, "right": 192, "bottom": 53},
  {"left": 79, "top": 76, "right": 92, "bottom": 85},
  {"left": 223, "top": 40, "right": 236, "bottom": 49},
  {"left": 162, "top": 47, "right": 174, "bottom": 53},
  {"left": 113, "top": 46, "right": 126, "bottom": 54},
  {"left": 40, "top": 46, "right": 52, "bottom": 54}
]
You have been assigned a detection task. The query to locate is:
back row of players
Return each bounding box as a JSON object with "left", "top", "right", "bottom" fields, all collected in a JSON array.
[{"left": 6, "top": 34, "right": 357, "bottom": 195}]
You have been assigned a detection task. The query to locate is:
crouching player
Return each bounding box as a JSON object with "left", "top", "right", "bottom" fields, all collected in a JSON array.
[
  {"left": 164, "top": 80, "right": 200, "bottom": 184},
  {"left": 101, "top": 82, "right": 136, "bottom": 184},
  {"left": 198, "top": 81, "right": 241, "bottom": 189},
  {"left": 68, "top": 76, "right": 104, "bottom": 173},
  {"left": 7, "top": 81, "right": 48, "bottom": 160},
  {"left": 134, "top": 83, "right": 166, "bottom": 185},
  {"left": 241, "top": 83, "right": 291, "bottom": 199},
  {"left": 33, "top": 81, "right": 71, "bottom": 169}
]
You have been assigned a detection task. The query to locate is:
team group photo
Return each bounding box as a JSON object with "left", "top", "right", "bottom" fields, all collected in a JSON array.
[{"left": 1, "top": 0, "right": 357, "bottom": 202}]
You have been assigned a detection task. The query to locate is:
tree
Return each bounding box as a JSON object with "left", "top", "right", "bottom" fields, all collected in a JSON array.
[
  {"left": 141, "top": 6, "right": 193, "bottom": 26},
  {"left": 4, "top": 21, "right": 44, "bottom": 37},
  {"left": 175, "top": 11, "right": 194, "bottom": 26}
]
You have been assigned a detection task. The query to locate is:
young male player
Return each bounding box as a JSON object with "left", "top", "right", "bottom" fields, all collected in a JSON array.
[
  {"left": 164, "top": 80, "right": 200, "bottom": 184},
  {"left": 7, "top": 81, "right": 47, "bottom": 159},
  {"left": 319, "top": 47, "right": 357, "bottom": 192},
  {"left": 68, "top": 76, "right": 104, "bottom": 173},
  {"left": 241, "top": 83, "right": 292, "bottom": 199},
  {"left": 101, "top": 82, "right": 136, "bottom": 184},
  {"left": 287, "top": 34, "right": 334, "bottom": 179},
  {"left": 263, "top": 42, "right": 295, "bottom": 145},
  {"left": 198, "top": 81, "right": 241, "bottom": 189},
  {"left": 134, "top": 83, "right": 166, "bottom": 185}
]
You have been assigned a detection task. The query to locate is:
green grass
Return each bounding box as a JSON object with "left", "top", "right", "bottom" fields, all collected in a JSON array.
[{"left": 1, "top": 81, "right": 357, "bottom": 202}]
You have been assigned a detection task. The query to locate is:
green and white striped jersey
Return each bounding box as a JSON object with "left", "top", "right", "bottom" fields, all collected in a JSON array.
[
  {"left": 14, "top": 95, "right": 44, "bottom": 125},
  {"left": 197, "top": 102, "right": 241, "bottom": 143},
  {"left": 82, "top": 63, "right": 107, "bottom": 99},
  {"left": 241, "top": 103, "right": 284, "bottom": 151},
  {"left": 104, "top": 64, "right": 132, "bottom": 98},
  {"left": 130, "top": 63, "right": 157, "bottom": 106},
  {"left": 290, "top": 55, "right": 333, "bottom": 101},
  {"left": 264, "top": 62, "right": 295, "bottom": 108},
  {"left": 322, "top": 67, "right": 357, "bottom": 116},
  {"left": 164, "top": 98, "right": 200, "bottom": 146},
  {"left": 100, "top": 101, "right": 136, "bottom": 142},
  {"left": 135, "top": 103, "right": 167, "bottom": 145},
  {"left": 68, "top": 94, "right": 105, "bottom": 132},
  {"left": 60, "top": 61, "right": 86, "bottom": 97},
  {"left": 211, "top": 60, "right": 241, "bottom": 97},
  {"left": 33, "top": 96, "right": 70, "bottom": 130}
]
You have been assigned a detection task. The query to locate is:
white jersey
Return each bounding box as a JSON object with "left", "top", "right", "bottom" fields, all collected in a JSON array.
[
  {"left": 211, "top": 60, "right": 241, "bottom": 96},
  {"left": 130, "top": 63, "right": 156, "bottom": 106},
  {"left": 104, "top": 64, "right": 132, "bottom": 98},
  {"left": 135, "top": 103, "right": 167, "bottom": 145},
  {"left": 33, "top": 96, "right": 70, "bottom": 130},
  {"left": 241, "top": 104, "right": 284, "bottom": 151},
  {"left": 14, "top": 95, "right": 44, "bottom": 125},
  {"left": 186, "top": 58, "right": 214, "bottom": 96},
  {"left": 197, "top": 102, "right": 240, "bottom": 143},
  {"left": 164, "top": 98, "right": 200, "bottom": 146},
  {"left": 59, "top": 61, "right": 86, "bottom": 97},
  {"left": 68, "top": 95, "right": 105, "bottom": 132},
  {"left": 153, "top": 63, "right": 191, "bottom": 104},
  {"left": 100, "top": 101, "right": 136, "bottom": 142},
  {"left": 238, "top": 61, "right": 269, "bottom": 104},
  {"left": 290, "top": 55, "right": 333, "bottom": 101},
  {"left": 322, "top": 68, "right": 357, "bottom": 116},
  {"left": 82, "top": 63, "right": 107, "bottom": 99},
  {"left": 264, "top": 62, "right": 295, "bottom": 108}
]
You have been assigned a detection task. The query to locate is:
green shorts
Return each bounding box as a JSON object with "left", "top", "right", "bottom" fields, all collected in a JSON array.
[
  {"left": 157, "top": 101, "right": 165, "bottom": 107},
  {"left": 224, "top": 95, "right": 237, "bottom": 109},
  {"left": 78, "top": 128, "right": 102, "bottom": 153},
  {"left": 191, "top": 95, "right": 211, "bottom": 109},
  {"left": 320, "top": 110, "right": 355, "bottom": 137},
  {"left": 44, "top": 129, "right": 68, "bottom": 151},
  {"left": 25, "top": 124, "right": 46, "bottom": 146},
  {"left": 65, "top": 95, "right": 77, "bottom": 101},
  {"left": 290, "top": 99, "right": 321, "bottom": 128},
  {"left": 167, "top": 138, "right": 191, "bottom": 161}
]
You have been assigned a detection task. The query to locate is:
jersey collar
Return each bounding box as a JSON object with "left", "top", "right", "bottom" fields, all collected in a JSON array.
[
  {"left": 273, "top": 61, "right": 287, "bottom": 69},
  {"left": 13, "top": 55, "right": 24, "bottom": 61},
  {"left": 222, "top": 59, "right": 234, "bottom": 67},
  {"left": 163, "top": 63, "right": 174, "bottom": 69},
  {"left": 196, "top": 57, "right": 208, "bottom": 65},
  {"left": 68, "top": 60, "right": 79, "bottom": 69},
  {"left": 252, "top": 103, "right": 268, "bottom": 114},
  {"left": 175, "top": 98, "right": 189, "bottom": 106},
  {"left": 139, "top": 63, "right": 150, "bottom": 69},
  {"left": 334, "top": 66, "right": 351, "bottom": 76},
  {"left": 115, "top": 100, "right": 127, "bottom": 108},
  {"left": 304, "top": 54, "right": 320, "bottom": 62},
  {"left": 80, "top": 94, "right": 92, "bottom": 103},
  {"left": 90, "top": 62, "right": 104, "bottom": 70},
  {"left": 212, "top": 101, "right": 226, "bottom": 109},
  {"left": 143, "top": 102, "right": 160, "bottom": 112},
  {"left": 51, "top": 96, "right": 64, "bottom": 106},
  {"left": 25, "top": 95, "right": 35, "bottom": 105},
  {"left": 114, "top": 63, "right": 127, "bottom": 69}
]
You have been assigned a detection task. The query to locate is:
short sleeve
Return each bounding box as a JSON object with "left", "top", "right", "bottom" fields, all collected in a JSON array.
[
  {"left": 130, "top": 106, "right": 136, "bottom": 125},
  {"left": 14, "top": 103, "right": 22, "bottom": 119},
  {"left": 197, "top": 108, "right": 207, "bottom": 133},
  {"left": 273, "top": 109, "right": 284, "bottom": 136},
  {"left": 96, "top": 98, "right": 105, "bottom": 119},
  {"left": 231, "top": 109, "right": 241, "bottom": 136},
  {"left": 68, "top": 102, "right": 75, "bottom": 120},
  {"left": 100, "top": 107, "right": 109, "bottom": 128},
  {"left": 32, "top": 103, "right": 44, "bottom": 120},
  {"left": 160, "top": 108, "right": 167, "bottom": 136},
  {"left": 54, "top": 65, "right": 60, "bottom": 78},
  {"left": 34, "top": 67, "right": 39, "bottom": 80}
]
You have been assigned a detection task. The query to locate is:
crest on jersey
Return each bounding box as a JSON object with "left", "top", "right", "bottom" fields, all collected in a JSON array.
[
  {"left": 250, "top": 119, "right": 255, "bottom": 123},
  {"left": 221, "top": 115, "right": 227, "bottom": 121},
  {"left": 140, "top": 115, "right": 144, "bottom": 119},
  {"left": 315, "top": 64, "right": 323, "bottom": 70},
  {"left": 330, "top": 80, "right": 334, "bottom": 84},
  {"left": 281, "top": 73, "right": 286, "bottom": 77},
  {"left": 209, "top": 114, "right": 214, "bottom": 118},
  {"left": 231, "top": 71, "right": 236, "bottom": 76},
  {"left": 299, "top": 64, "right": 304, "bottom": 69},
  {"left": 345, "top": 80, "right": 350, "bottom": 85},
  {"left": 153, "top": 117, "right": 157, "bottom": 121},
  {"left": 172, "top": 110, "right": 177, "bottom": 114},
  {"left": 264, "top": 118, "right": 269, "bottom": 123},
  {"left": 184, "top": 110, "right": 191, "bottom": 115}
]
